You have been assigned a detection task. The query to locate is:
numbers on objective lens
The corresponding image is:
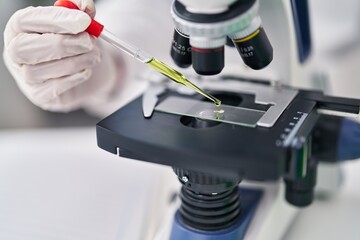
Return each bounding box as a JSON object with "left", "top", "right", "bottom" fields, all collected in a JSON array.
[
  {"left": 172, "top": 40, "right": 192, "bottom": 53},
  {"left": 239, "top": 45, "right": 254, "bottom": 58}
]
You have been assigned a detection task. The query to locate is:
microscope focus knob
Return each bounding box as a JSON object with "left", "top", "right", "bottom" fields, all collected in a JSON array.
[{"left": 285, "top": 157, "right": 317, "bottom": 207}]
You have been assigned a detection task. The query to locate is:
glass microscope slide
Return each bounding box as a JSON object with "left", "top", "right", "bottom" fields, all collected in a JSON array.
[{"left": 155, "top": 96, "right": 265, "bottom": 127}]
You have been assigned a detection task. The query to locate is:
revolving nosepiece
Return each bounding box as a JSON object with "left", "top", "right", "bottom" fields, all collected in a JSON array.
[{"left": 171, "top": 0, "right": 274, "bottom": 75}]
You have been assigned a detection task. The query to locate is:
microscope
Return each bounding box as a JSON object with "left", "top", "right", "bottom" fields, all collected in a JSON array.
[{"left": 96, "top": 0, "right": 360, "bottom": 239}]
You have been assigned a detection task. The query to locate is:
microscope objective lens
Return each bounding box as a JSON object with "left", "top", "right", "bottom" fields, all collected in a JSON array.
[{"left": 147, "top": 58, "right": 221, "bottom": 106}]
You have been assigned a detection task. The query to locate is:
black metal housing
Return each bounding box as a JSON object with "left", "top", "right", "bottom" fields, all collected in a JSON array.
[
  {"left": 171, "top": 29, "right": 192, "bottom": 68},
  {"left": 192, "top": 47, "right": 225, "bottom": 75},
  {"left": 97, "top": 86, "right": 359, "bottom": 177},
  {"left": 233, "top": 27, "right": 273, "bottom": 70}
]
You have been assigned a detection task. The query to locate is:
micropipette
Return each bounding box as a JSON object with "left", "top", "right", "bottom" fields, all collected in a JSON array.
[{"left": 54, "top": 0, "right": 221, "bottom": 107}]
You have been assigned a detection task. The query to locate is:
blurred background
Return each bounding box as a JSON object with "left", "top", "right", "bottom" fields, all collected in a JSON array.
[
  {"left": 0, "top": 0, "right": 98, "bottom": 129},
  {"left": 0, "top": 1, "right": 359, "bottom": 240}
]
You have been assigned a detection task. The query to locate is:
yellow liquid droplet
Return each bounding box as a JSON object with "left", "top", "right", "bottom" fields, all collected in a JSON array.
[
  {"left": 213, "top": 109, "right": 225, "bottom": 119},
  {"left": 147, "top": 58, "right": 221, "bottom": 106}
]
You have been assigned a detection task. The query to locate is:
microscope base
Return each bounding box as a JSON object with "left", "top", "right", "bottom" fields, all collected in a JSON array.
[
  {"left": 158, "top": 182, "right": 299, "bottom": 240},
  {"left": 169, "top": 188, "right": 262, "bottom": 240}
]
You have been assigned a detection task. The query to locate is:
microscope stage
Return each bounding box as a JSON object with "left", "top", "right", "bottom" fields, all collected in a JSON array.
[{"left": 96, "top": 79, "right": 359, "bottom": 181}]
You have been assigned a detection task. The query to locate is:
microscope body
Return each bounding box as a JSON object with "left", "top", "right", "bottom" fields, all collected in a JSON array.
[
  {"left": 166, "top": 1, "right": 354, "bottom": 239},
  {"left": 95, "top": 0, "right": 360, "bottom": 239}
]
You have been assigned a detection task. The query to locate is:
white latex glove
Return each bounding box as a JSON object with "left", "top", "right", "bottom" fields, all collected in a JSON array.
[{"left": 3, "top": 0, "right": 120, "bottom": 113}]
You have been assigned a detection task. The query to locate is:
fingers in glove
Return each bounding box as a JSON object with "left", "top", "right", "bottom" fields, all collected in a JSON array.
[
  {"left": 23, "top": 46, "right": 101, "bottom": 84},
  {"left": 28, "top": 68, "right": 93, "bottom": 104},
  {"left": 70, "top": 0, "right": 96, "bottom": 18},
  {"left": 5, "top": 6, "right": 91, "bottom": 39},
  {"left": 46, "top": 79, "right": 95, "bottom": 112},
  {"left": 8, "top": 32, "right": 96, "bottom": 65}
]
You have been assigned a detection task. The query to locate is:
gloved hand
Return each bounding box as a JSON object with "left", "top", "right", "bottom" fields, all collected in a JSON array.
[{"left": 3, "top": 0, "right": 119, "bottom": 113}]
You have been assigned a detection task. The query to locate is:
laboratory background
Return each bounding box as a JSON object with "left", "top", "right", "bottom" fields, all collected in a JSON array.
[{"left": 0, "top": 1, "right": 360, "bottom": 240}]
